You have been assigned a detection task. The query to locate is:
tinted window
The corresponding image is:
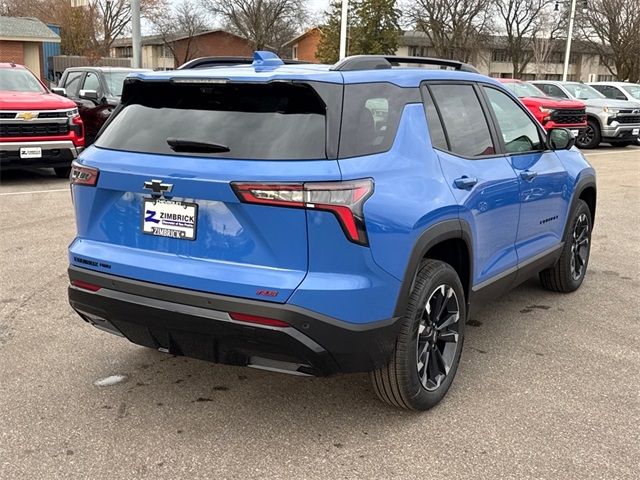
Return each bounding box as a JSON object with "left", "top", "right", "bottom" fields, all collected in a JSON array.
[
  {"left": 63, "top": 71, "right": 84, "bottom": 97},
  {"left": 484, "top": 87, "right": 543, "bottom": 154},
  {"left": 540, "top": 84, "right": 567, "bottom": 98},
  {"left": 82, "top": 72, "right": 100, "bottom": 92},
  {"left": 0, "top": 68, "right": 45, "bottom": 93},
  {"left": 421, "top": 86, "right": 448, "bottom": 150},
  {"left": 96, "top": 82, "right": 328, "bottom": 160},
  {"left": 429, "top": 84, "right": 495, "bottom": 157},
  {"left": 598, "top": 85, "right": 626, "bottom": 100},
  {"left": 339, "top": 83, "right": 420, "bottom": 158}
]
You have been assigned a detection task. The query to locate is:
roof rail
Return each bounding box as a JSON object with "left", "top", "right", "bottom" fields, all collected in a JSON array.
[
  {"left": 331, "top": 55, "right": 479, "bottom": 74},
  {"left": 178, "top": 55, "right": 308, "bottom": 70}
]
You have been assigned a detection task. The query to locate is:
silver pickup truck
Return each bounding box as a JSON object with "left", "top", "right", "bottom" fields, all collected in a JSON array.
[{"left": 531, "top": 80, "right": 640, "bottom": 149}]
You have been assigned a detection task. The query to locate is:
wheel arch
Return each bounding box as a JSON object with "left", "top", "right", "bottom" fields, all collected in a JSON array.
[
  {"left": 393, "top": 219, "right": 473, "bottom": 318},
  {"left": 564, "top": 174, "right": 597, "bottom": 239}
]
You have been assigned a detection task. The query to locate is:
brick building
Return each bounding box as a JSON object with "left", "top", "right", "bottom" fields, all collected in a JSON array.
[
  {"left": 282, "top": 27, "right": 322, "bottom": 63},
  {"left": 0, "top": 16, "right": 60, "bottom": 79}
]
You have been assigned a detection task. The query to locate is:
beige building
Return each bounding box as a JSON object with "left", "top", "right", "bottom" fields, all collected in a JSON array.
[
  {"left": 398, "top": 31, "right": 617, "bottom": 82},
  {"left": 111, "top": 35, "right": 174, "bottom": 70}
]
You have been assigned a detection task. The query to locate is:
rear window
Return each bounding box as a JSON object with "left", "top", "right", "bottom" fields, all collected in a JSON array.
[
  {"left": 96, "top": 82, "right": 329, "bottom": 160},
  {"left": 338, "top": 83, "right": 420, "bottom": 158}
]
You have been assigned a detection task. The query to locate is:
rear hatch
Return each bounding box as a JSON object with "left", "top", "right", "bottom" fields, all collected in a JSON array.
[{"left": 70, "top": 76, "right": 343, "bottom": 303}]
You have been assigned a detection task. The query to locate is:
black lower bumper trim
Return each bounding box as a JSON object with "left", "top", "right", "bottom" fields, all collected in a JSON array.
[
  {"left": 0, "top": 148, "right": 75, "bottom": 169},
  {"left": 68, "top": 266, "right": 401, "bottom": 375}
]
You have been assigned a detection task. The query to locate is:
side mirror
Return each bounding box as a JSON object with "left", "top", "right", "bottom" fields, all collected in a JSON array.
[
  {"left": 548, "top": 128, "right": 575, "bottom": 150},
  {"left": 51, "top": 87, "right": 66, "bottom": 97},
  {"left": 79, "top": 89, "right": 99, "bottom": 102}
]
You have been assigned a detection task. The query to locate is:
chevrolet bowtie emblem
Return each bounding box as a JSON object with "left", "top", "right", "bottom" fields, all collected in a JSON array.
[
  {"left": 16, "top": 111, "right": 37, "bottom": 121},
  {"left": 143, "top": 179, "right": 173, "bottom": 196}
]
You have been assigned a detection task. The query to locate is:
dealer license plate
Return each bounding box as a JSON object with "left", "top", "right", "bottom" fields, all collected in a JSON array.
[
  {"left": 20, "top": 147, "right": 42, "bottom": 159},
  {"left": 632, "top": 128, "right": 639, "bottom": 136},
  {"left": 142, "top": 198, "right": 197, "bottom": 240}
]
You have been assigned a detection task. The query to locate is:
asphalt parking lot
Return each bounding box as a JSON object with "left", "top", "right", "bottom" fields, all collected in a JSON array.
[{"left": 1, "top": 146, "right": 639, "bottom": 479}]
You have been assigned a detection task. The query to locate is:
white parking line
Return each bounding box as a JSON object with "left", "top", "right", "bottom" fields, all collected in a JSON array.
[{"left": 0, "top": 188, "right": 69, "bottom": 197}]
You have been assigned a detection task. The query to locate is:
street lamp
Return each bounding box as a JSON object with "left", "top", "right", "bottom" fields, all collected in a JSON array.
[{"left": 555, "top": 0, "right": 588, "bottom": 81}]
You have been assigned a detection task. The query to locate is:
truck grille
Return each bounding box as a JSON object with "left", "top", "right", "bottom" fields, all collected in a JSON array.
[
  {"left": 0, "top": 123, "right": 69, "bottom": 137},
  {"left": 616, "top": 114, "right": 640, "bottom": 124},
  {"left": 550, "top": 108, "right": 586, "bottom": 125}
]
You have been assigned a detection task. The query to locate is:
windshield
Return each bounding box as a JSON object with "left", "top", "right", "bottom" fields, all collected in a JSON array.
[
  {"left": 103, "top": 71, "right": 131, "bottom": 96},
  {"left": 0, "top": 68, "right": 45, "bottom": 93},
  {"left": 503, "top": 81, "right": 547, "bottom": 98},
  {"left": 622, "top": 84, "right": 640, "bottom": 100},
  {"left": 563, "top": 83, "right": 605, "bottom": 100}
]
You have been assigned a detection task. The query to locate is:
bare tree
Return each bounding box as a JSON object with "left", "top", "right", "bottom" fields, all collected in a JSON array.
[
  {"left": 201, "top": 0, "right": 308, "bottom": 52},
  {"left": 93, "top": 0, "right": 164, "bottom": 55},
  {"left": 152, "top": 0, "right": 209, "bottom": 65},
  {"left": 531, "top": 12, "right": 566, "bottom": 79},
  {"left": 496, "top": 0, "right": 556, "bottom": 77},
  {"left": 407, "top": 0, "right": 495, "bottom": 63},
  {"left": 578, "top": 0, "right": 640, "bottom": 82}
]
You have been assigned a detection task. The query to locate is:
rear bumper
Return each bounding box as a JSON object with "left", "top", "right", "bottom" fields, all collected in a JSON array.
[
  {"left": 67, "top": 266, "right": 401, "bottom": 376},
  {"left": 0, "top": 140, "right": 83, "bottom": 169}
]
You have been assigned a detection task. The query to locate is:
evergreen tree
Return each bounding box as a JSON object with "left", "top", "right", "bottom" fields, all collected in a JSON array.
[
  {"left": 316, "top": 0, "right": 401, "bottom": 64},
  {"left": 352, "top": 0, "right": 401, "bottom": 56},
  {"left": 316, "top": 1, "right": 352, "bottom": 64}
]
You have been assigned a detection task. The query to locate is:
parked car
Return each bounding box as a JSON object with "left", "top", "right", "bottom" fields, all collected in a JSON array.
[
  {"left": 54, "top": 67, "right": 149, "bottom": 145},
  {"left": 498, "top": 79, "right": 586, "bottom": 137},
  {"left": 530, "top": 80, "right": 640, "bottom": 148},
  {"left": 0, "top": 62, "right": 84, "bottom": 177},
  {"left": 588, "top": 82, "right": 640, "bottom": 102},
  {"left": 68, "top": 52, "right": 596, "bottom": 410}
]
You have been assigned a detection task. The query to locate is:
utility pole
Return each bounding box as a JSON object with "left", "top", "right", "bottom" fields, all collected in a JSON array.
[
  {"left": 131, "top": 0, "right": 142, "bottom": 68},
  {"left": 562, "top": 0, "right": 577, "bottom": 81},
  {"left": 339, "top": 0, "right": 348, "bottom": 60}
]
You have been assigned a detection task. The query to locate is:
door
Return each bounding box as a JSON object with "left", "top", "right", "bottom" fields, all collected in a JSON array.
[
  {"left": 424, "top": 83, "right": 521, "bottom": 287},
  {"left": 481, "top": 85, "right": 569, "bottom": 263},
  {"left": 76, "top": 71, "right": 108, "bottom": 144}
]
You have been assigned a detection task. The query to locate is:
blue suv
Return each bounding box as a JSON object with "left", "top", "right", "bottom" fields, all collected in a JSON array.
[{"left": 67, "top": 52, "right": 596, "bottom": 410}]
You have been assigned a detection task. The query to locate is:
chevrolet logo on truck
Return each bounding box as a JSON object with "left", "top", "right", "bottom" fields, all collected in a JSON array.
[{"left": 16, "top": 111, "right": 38, "bottom": 121}]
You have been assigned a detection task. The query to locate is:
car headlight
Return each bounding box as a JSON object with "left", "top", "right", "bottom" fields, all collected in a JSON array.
[
  {"left": 538, "top": 106, "right": 555, "bottom": 115},
  {"left": 602, "top": 106, "right": 619, "bottom": 114}
]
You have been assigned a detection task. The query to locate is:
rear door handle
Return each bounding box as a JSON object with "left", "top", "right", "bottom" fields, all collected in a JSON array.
[
  {"left": 454, "top": 176, "right": 478, "bottom": 190},
  {"left": 520, "top": 170, "right": 538, "bottom": 182}
]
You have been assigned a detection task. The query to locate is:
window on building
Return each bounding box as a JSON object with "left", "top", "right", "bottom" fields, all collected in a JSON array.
[
  {"left": 292, "top": 45, "right": 298, "bottom": 60},
  {"left": 597, "top": 74, "right": 614, "bottom": 82},
  {"left": 491, "top": 50, "right": 512, "bottom": 63},
  {"left": 409, "top": 46, "right": 428, "bottom": 57}
]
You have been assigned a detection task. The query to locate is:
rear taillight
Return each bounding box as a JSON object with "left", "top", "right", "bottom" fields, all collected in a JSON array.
[
  {"left": 70, "top": 161, "right": 99, "bottom": 186},
  {"left": 232, "top": 179, "right": 373, "bottom": 245},
  {"left": 229, "top": 312, "right": 289, "bottom": 327}
]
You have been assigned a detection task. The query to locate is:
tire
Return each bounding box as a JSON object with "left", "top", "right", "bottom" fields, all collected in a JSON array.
[
  {"left": 576, "top": 120, "right": 601, "bottom": 149},
  {"left": 608, "top": 141, "right": 632, "bottom": 147},
  {"left": 539, "top": 199, "right": 592, "bottom": 293},
  {"left": 54, "top": 167, "right": 71, "bottom": 178},
  {"left": 370, "top": 260, "right": 466, "bottom": 410}
]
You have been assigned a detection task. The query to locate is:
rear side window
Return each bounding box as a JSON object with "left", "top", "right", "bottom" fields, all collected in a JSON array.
[
  {"left": 421, "top": 87, "right": 448, "bottom": 150},
  {"left": 429, "top": 84, "right": 495, "bottom": 157},
  {"left": 339, "top": 83, "right": 420, "bottom": 158},
  {"left": 63, "top": 71, "right": 83, "bottom": 97},
  {"left": 96, "top": 82, "right": 330, "bottom": 160}
]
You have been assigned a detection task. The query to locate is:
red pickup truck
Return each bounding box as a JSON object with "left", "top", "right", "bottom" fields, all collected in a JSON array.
[
  {"left": 0, "top": 63, "right": 85, "bottom": 178},
  {"left": 498, "top": 78, "right": 587, "bottom": 137}
]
